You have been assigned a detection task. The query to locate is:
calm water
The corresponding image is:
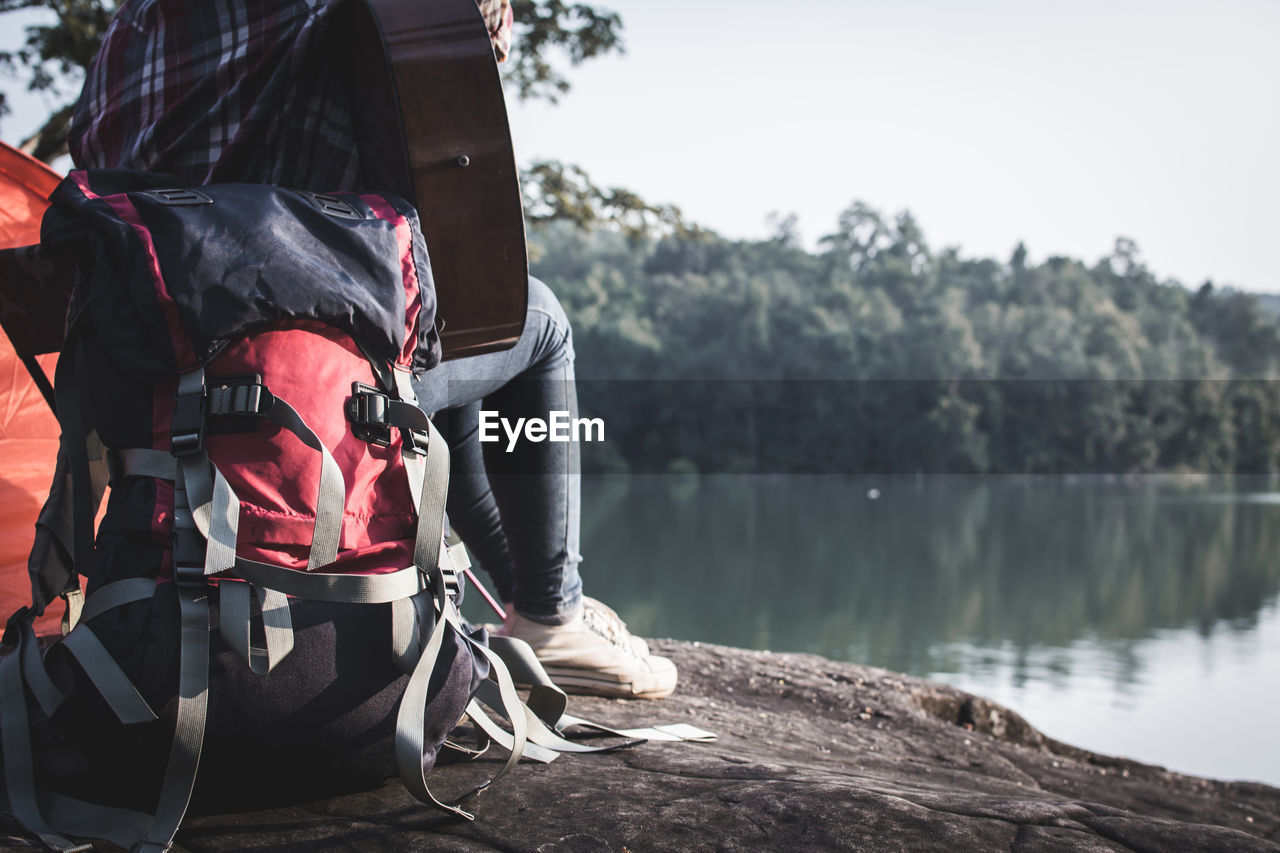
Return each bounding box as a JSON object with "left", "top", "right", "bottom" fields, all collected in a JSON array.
[{"left": 468, "top": 475, "right": 1280, "bottom": 788}]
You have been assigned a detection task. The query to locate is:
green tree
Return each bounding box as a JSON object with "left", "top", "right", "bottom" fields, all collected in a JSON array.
[
  {"left": 0, "top": 0, "right": 114, "bottom": 161},
  {"left": 529, "top": 197, "right": 1280, "bottom": 476},
  {"left": 0, "top": 0, "right": 626, "bottom": 160},
  {"left": 505, "top": 0, "right": 622, "bottom": 102}
]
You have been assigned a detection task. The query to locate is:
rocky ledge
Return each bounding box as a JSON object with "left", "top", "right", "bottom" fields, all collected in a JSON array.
[{"left": 10, "top": 640, "right": 1280, "bottom": 851}]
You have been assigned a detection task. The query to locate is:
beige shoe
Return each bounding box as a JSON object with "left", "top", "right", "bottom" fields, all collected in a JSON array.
[
  {"left": 583, "top": 596, "right": 650, "bottom": 658},
  {"left": 499, "top": 597, "right": 677, "bottom": 699}
]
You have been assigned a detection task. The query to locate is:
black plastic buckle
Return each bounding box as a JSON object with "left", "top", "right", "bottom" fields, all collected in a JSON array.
[
  {"left": 205, "top": 373, "right": 272, "bottom": 439},
  {"left": 347, "top": 382, "right": 392, "bottom": 447},
  {"left": 172, "top": 534, "right": 206, "bottom": 572},
  {"left": 171, "top": 503, "right": 207, "bottom": 571},
  {"left": 142, "top": 188, "right": 213, "bottom": 206},
  {"left": 171, "top": 380, "right": 207, "bottom": 457},
  {"left": 404, "top": 425, "right": 430, "bottom": 455},
  {"left": 435, "top": 561, "right": 462, "bottom": 601},
  {"left": 299, "top": 191, "right": 361, "bottom": 220},
  {"left": 208, "top": 378, "right": 268, "bottom": 417},
  {"left": 172, "top": 562, "right": 208, "bottom": 587}
]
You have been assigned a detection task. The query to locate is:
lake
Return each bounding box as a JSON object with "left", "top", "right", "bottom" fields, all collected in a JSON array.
[{"left": 466, "top": 474, "right": 1280, "bottom": 788}]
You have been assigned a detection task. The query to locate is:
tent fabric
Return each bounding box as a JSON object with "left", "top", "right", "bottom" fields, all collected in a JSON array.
[
  {"left": 0, "top": 141, "right": 59, "bottom": 248},
  {"left": 0, "top": 141, "right": 64, "bottom": 635}
]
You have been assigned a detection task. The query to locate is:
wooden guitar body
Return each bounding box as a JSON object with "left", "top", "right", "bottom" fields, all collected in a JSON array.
[{"left": 352, "top": 0, "right": 529, "bottom": 360}]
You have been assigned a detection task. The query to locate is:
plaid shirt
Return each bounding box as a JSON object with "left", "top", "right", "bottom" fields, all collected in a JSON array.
[{"left": 69, "top": 0, "right": 513, "bottom": 190}]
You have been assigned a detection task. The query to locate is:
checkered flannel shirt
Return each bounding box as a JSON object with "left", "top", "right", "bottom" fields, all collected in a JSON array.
[{"left": 68, "top": 0, "right": 513, "bottom": 190}]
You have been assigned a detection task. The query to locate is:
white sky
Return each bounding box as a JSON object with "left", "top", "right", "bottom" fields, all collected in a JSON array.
[
  {"left": 506, "top": 0, "right": 1280, "bottom": 291},
  {"left": 4, "top": 1, "right": 1277, "bottom": 291}
]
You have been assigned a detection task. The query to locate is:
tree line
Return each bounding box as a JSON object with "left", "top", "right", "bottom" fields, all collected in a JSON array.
[
  {"left": 8, "top": 4, "right": 1277, "bottom": 475},
  {"left": 531, "top": 205, "right": 1280, "bottom": 475}
]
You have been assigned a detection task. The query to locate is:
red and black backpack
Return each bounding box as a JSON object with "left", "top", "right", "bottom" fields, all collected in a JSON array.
[{"left": 0, "top": 169, "right": 529, "bottom": 851}]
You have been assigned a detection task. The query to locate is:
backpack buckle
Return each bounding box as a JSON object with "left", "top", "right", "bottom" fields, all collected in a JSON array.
[
  {"left": 404, "top": 426, "right": 430, "bottom": 455},
  {"left": 171, "top": 376, "right": 207, "bottom": 457},
  {"left": 141, "top": 187, "right": 214, "bottom": 207},
  {"left": 207, "top": 375, "right": 271, "bottom": 417},
  {"left": 347, "top": 382, "right": 392, "bottom": 447},
  {"left": 435, "top": 547, "right": 463, "bottom": 600},
  {"left": 298, "top": 191, "right": 361, "bottom": 220}
]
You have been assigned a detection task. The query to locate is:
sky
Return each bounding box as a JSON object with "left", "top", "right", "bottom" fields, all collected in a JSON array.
[
  {"left": 504, "top": 0, "right": 1279, "bottom": 292},
  {"left": 3, "top": 0, "right": 1277, "bottom": 291}
]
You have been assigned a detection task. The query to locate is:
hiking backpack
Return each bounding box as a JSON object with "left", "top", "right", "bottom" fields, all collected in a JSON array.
[{"left": 0, "top": 169, "right": 563, "bottom": 851}]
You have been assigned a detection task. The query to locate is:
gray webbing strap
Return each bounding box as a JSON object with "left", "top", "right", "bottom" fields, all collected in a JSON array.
[
  {"left": 233, "top": 558, "right": 424, "bottom": 603},
  {"left": 464, "top": 699, "right": 558, "bottom": 764},
  {"left": 138, "top": 576, "right": 211, "bottom": 852},
  {"left": 395, "top": 598, "right": 474, "bottom": 819},
  {"left": 402, "top": 446, "right": 426, "bottom": 525},
  {"left": 556, "top": 714, "right": 719, "bottom": 743},
  {"left": 0, "top": 627, "right": 84, "bottom": 851},
  {"left": 263, "top": 396, "right": 344, "bottom": 570},
  {"left": 14, "top": 618, "right": 65, "bottom": 718},
  {"left": 218, "top": 581, "right": 253, "bottom": 671},
  {"left": 482, "top": 635, "right": 717, "bottom": 746},
  {"left": 390, "top": 597, "right": 418, "bottom": 672},
  {"left": 485, "top": 635, "right": 570, "bottom": 726},
  {"left": 392, "top": 371, "right": 427, "bottom": 512},
  {"left": 219, "top": 581, "right": 294, "bottom": 674},
  {"left": 80, "top": 577, "right": 158, "bottom": 624},
  {"left": 408, "top": 411, "right": 448, "bottom": 580},
  {"left": 61, "top": 626, "right": 158, "bottom": 725},
  {"left": 472, "top": 679, "right": 624, "bottom": 755},
  {"left": 117, "top": 448, "right": 179, "bottom": 481},
  {"left": 172, "top": 473, "right": 200, "bottom": 570},
  {"left": 178, "top": 457, "right": 239, "bottom": 576},
  {"left": 257, "top": 586, "right": 293, "bottom": 670},
  {"left": 469, "top": 636, "right": 646, "bottom": 757},
  {"left": 467, "top": 634, "right": 529, "bottom": 780},
  {"left": 389, "top": 371, "right": 448, "bottom": 579},
  {"left": 391, "top": 368, "right": 419, "bottom": 406},
  {"left": 25, "top": 792, "right": 151, "bottom": 851},
  {"left": 396, "top": 599, "right": 529, "bottom": 819},
  {"left": 390, "top": 591, "right": 436, "bottom": 674}
]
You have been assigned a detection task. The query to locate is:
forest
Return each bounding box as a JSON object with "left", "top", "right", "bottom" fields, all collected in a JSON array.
[
  {"left": 5, "top": 4, "right": 1278, "bottom": 476},
  {"left": 529, "top": 204, "right": 1280, "bottom": 475}
]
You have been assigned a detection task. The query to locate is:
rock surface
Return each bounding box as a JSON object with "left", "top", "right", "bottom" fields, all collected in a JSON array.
[{"left": 7, "top": 640, "right": 1280, "bottom": 851}]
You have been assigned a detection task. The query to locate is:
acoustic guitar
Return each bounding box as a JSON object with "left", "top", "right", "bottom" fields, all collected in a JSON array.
[{"left": 350, "top": 0, "right": 529, "bottom": 361}]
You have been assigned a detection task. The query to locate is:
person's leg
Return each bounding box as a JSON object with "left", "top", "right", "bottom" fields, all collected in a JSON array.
[
  {"left": 416, "top": 277, "right": 676, "bottom": 698},
  {"left": 414, "top": 277, "right": 582, "bottom": 624},
  {"left": 432, "top": 404, "right": 514, "bottom": 599}
]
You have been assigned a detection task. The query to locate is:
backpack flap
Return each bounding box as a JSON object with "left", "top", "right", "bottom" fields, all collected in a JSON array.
[{"left": 42, "top": 170, "right": 441, "bottom": 381}]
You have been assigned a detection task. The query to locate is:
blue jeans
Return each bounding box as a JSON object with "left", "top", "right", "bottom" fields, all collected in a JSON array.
[{"left": 411, "top": 277, "right": 583, "bottom": 625}]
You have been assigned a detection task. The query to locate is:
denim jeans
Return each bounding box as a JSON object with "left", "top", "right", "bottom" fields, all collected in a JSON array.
[{"left": 411, "top": 277, "right": 583, "bottom": 625}]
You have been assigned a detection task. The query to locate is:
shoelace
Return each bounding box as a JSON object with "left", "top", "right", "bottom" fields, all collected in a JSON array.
[{"left": 582, "top": 600, "right": 639, "bottom": 656}]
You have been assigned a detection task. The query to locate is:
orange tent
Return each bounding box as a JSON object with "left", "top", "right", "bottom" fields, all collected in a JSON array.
[{"left": 0, "top": 141, "right": 63, "bottom": 633}]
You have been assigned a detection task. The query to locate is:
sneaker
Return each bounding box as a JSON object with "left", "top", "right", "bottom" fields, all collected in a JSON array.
[
  {"left": 583, "top": 596, "right": 650, "bottom": 658},
  {"left": 499, "top": 597, "right": 677, "bottom": 699}
]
